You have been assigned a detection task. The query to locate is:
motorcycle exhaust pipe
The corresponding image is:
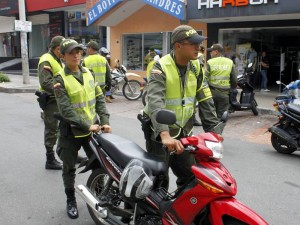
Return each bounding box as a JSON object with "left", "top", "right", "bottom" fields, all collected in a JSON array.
[
  {"left": 268, "top": 126, "right": 298, "bottom": 148},
  {"left": 76, "top": 184, "right": 108, "bottom": 219}
]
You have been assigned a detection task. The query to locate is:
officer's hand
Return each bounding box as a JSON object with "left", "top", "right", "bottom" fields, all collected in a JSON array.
[
  {"left": 101, "top": 124, "right": 112, "bottom": 133},
  {"left": 89, "top": 124, "right": 101, "bottom": 133},
  {"left": 160, "top": 131, "right": 184, "bottom": 155}
]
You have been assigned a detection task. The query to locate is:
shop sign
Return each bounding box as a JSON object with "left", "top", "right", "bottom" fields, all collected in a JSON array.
[
  {"left": 198, "top": 0, "right": 279, "bottom": 9},
  {"left": 87, "top": 0, "right": 123, "bottom": 26},
  {"left": 15, "top": 20, "right": 32, "bottom": 32},
  {"left": 143, "top": 0, "right": 185, "bottom": 20}
]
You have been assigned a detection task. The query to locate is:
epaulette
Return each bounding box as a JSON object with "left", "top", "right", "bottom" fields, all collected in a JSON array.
[
  {"left": 152, "top": 69, "right": 162, "bottom": 75},
  {"left": 43, "top": 65, "right": 52, "bottom": 72}
]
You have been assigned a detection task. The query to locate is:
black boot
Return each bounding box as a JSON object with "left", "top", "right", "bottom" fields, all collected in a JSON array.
[
  {"left": 45, "top": 151, "right": 62, "bottom": 170},
  {"left": 65, "top": 188, "right": 78, "bottom": 219}
]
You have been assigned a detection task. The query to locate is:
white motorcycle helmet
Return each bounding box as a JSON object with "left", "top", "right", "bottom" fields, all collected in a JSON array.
[{"left": 119, "top": 159, "right": 153, "bottom": 201}]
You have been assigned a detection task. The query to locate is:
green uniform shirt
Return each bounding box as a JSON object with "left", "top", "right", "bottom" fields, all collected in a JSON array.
[
  {"left": 53, "top": 66, "right": 110, "bottom": 134},
  {"left": 146, "top": 53, "right": 221, "bottom": 139}
]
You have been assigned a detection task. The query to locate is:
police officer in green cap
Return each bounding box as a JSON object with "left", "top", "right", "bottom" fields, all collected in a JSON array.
[
  {"left": 37, "top": 35, "right": 65, "bottom": 170},
  {"left": 53, "top": 39, "right": 111, "bottom": 219},
  {"left": 143, "top": 25, "right": 222, "bottom": 188},
  {"left": 205, "top": 44, "right": 237, "bottom": 121}
]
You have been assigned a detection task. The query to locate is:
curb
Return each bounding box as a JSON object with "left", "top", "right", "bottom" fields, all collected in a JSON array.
[
  {"left": 257, "top": 107, "right": 277, "bottom": 115},
  {"left": 0, "top": 86, "right": 36, "bottom": 94}
]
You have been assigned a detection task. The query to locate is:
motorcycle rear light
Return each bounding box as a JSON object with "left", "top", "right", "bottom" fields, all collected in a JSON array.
[{"left": 197, "top": 179, "right": 224, "bottom": 194}]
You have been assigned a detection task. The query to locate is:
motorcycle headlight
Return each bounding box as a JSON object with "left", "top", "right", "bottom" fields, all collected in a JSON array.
[{"left": 205, "top": 141, "right": 223, "bottom": 160}]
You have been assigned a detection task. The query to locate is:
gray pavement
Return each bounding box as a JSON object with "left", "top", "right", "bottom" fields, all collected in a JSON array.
[{"left": 0, "top": 73, "right": 279, "bottom": 114}]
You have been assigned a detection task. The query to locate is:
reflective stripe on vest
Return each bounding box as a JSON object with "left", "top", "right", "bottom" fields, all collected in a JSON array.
[
  {"left": 160, "top": 55, "right": 200, "bottom": 138},
  {"left": 38, "top": 53, "right": 63, "bottom": 91},
  {"left": 59, "top": 69, "right": 97, "bottom": 138},
  {"left": 207, "top": 57, "right": 233, "bottom": 90},
  {"left": 84, "top": 54, "right": 107, "bottom": 86}
]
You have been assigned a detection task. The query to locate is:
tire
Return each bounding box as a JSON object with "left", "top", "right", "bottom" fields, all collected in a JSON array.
[
  {"left": 86, "top": 168, "right": 122, "bottom": 225},
  {"left": 251, "top": 99, "right": 258, "bottom": 116},
  {"left": 271, "top": 132, "right": 297, "bottom": 154},
  {"left": 142, "top": 90, "right": 147, "bottom": 106},
  {"left": 223, "top": 216, "right": 248, "bottom": 225},
  {"left": 122, "top": 80, "right": 143, "bottom": 100}
]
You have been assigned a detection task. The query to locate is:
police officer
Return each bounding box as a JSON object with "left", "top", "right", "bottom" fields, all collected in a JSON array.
[
  {"left": 83, "top": 41, "right": 112, "bottom": 103},
  {"left": 38, "top": 35, "right": 64, "bottom": 170},
  {"left": 144, "top": 25, "right": 222, "bottom": 188},
  {"left": 205, "top": 44, "right": 237, "bottom": 121},
  {"left": 53, "top": 39, "right": 111, "bottom": 219}
]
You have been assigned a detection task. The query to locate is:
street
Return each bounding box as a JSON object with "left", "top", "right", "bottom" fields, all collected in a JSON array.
[{"left": 0, "top": 92, "right": 299, "bottom": 225}]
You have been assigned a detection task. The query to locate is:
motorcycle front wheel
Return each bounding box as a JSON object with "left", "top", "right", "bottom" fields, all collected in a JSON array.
[
  {"left": 122, "top": 80, "right": 143, "bottom": 100},
  {"left": 86, "top": 168, "right": 123, "bottom": 225},
  {"left": 142, "top": 90, "right": 147, "bottom": 106},
  {"left": 271, "top": 132, "right": 297, "bottom": 154}
]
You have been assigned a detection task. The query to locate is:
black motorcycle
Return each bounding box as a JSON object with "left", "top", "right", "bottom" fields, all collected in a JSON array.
[
  {"left": 229, "top": 63, "right": 258, "bottom": 115},
  {"left": 268, "top": 98, "right": 300, "bottom": 154}
]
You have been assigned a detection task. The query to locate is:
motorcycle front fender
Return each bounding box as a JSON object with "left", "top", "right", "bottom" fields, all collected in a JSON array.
[
  {"left": 209, "top": 198, "right": 268, "bottom": 225},
  {"left": 125, "top": 72, "right": 141, "bottom": 78}
]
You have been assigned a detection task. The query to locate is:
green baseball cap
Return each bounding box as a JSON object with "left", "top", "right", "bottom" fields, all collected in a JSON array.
[
  {"left": 171, "top": 25, "right": 207, "bottom": 45},
  {"left": 49, "top": 36, "right": 65, "bottom": 49},
  {"left": 60, "top": 39, "right": 84, "bottom": 54},
  {"left": 87, "top": 41, "right": 99, "bottom": 51}
]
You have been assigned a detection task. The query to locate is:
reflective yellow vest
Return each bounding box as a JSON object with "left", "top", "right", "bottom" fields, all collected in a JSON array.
[
  {"left": 38, "top": 53, "right": 62, "bottom": 92},
  {"left": 206, "top": 57, "right": 233, "bottom": 90},
  {"left": 59, "top": 69, "right": 98, "bottom": 138},
  {"left": 160, "top": 55, "right": 200, "bottom": 138},
  {"left": 83, "top": 54, "right": 107, "bottom": 86}
]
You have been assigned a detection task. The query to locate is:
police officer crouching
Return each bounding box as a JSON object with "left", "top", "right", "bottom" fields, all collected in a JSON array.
[{"left": 53, "top": 39, "right": 111, "bottom": 219}]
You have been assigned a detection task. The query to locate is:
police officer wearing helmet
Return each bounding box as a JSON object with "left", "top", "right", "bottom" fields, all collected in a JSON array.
[
  {"left": 83, "top": 41, "right": 112, "bottom": 102},
  {"left": 143, "top": 25, "right": 222, "bottom": 188},
  {"left": 53, "top": 39, "right": 112, "bottom": 219},
  {"left": 205, "top": 44, "right": 237, "bottom": 122},
  {"left": 37, "top": 35, "right": 64, "bottom": 170}
]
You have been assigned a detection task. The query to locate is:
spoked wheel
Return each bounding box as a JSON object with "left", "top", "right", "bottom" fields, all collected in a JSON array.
[
  {"left": 122, "top": 80, "right": 143, "bottom": 100},
  {"left": 271, "top": 133, "right": 297, "bottom": 154},
  {"left": 86, "top": 168, "right": 123, "bottom": 225},
  {"left": 251, "top": 99, "right": 258, "bottom": 115}
]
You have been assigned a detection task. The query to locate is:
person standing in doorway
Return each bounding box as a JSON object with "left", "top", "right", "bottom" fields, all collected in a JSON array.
[
  {"left": 260, "top": 50, "right": 270, "bottom": 91},
  {"left": 83, "top": 41, "right": 112, "bottom": 103},
  {"left": 37, "top": 35, "right": 64, "bottom": 170},
  {"left": 246, "top": 46, "right": 258, "bottom": 88},
  {"left": 205, "top": 44, "right": 237, "bottom": 120},
  {"left": 53, "top": 39, "right": 111, "bottom": 219}
]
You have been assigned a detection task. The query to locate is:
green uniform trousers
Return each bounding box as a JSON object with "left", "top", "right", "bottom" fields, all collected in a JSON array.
[
  {"left": 57, "top": 134, "right": 93, "bottom": 189},
  {"left": 43, "top": 98, "right": 58, "bottom": 150},
  {"left": 146, "top": 138, "right": 195, "bottom": 189},
  {"left": 211, "top": 88, "right": 230, "bottom": 119}
]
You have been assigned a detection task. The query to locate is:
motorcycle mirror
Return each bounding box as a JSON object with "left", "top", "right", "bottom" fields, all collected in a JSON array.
[
  {"left": 276, "top": 80, "right": 282, "bottom": 85},
  {"left": 156, "top": 109, "right": 176, "bottom": 125}
]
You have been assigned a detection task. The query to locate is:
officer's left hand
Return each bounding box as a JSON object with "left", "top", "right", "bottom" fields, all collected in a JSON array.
[{"left": 101, "top": 124, "right": 112, "bottom": 133}]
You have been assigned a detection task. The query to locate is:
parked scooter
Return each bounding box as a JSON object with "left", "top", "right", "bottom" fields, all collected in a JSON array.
[
  {"left": 74, "top": 110, "right": 268, "bottom": 225},
  {"left": 229, "top": 63, "right": 258, "bottom": 115},
  {"left": 274, "top": 80, "right": 300, "bottom": 105},
  {"left": 111, "top": 59, "right": 143, "bottom": 100},
  {"left": 269, "top": 97, "right": 300, "bottom": 154}
]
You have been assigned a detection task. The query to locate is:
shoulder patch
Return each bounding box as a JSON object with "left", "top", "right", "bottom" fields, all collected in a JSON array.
[{"left": 152, "top": 69, "right": 162, "bottom": 75}]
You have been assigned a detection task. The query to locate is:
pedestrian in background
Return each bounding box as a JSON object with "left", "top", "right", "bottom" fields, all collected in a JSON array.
[
  {"left": 246, "top": 46, "right": 258, "bottom": 88},
  {"left": 37, "top": 35, "right": 64, "bottom": 170},
  {"left": 53, "top": 39, "right": 111, "bottom": 219},
  {"left": 260, "top": 50, "right": 270, "bottom": 91},
  {"left": 143, "top": 25, "right": 222, "bottom": 189},
  {"left": 83, "top": 41, "right": 112, "bottom": 103},
  {"left": 205, "top": 44, "right": 237, "bottom": 121}
]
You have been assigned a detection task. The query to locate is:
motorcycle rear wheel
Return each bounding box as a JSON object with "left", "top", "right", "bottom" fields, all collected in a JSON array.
[
  {"left": 251, "top": 99, "right": 258, "bottom": 116},
  {"left": 271, "top": 133, "right": 297, "bottom": 154},
  {"left": 122, "top": 80, "right": 143, "bottom": 100},
  {"left": 86, "top": 168, "right": 123, "bottom": 225}
]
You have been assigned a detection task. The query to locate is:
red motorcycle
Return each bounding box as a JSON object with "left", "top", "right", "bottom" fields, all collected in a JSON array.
[{"left": 76, "top": 110, "right": 268, "bottom": 225}]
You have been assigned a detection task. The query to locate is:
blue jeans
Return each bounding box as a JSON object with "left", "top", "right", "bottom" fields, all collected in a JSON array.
[{"left": 261, "top": 70, "right": 268, "bottom": 89}]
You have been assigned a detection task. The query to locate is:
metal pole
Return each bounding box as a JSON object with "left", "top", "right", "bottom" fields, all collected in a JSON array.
[{"left": 18, "top": 0, "right": 30, "bottom": 84}]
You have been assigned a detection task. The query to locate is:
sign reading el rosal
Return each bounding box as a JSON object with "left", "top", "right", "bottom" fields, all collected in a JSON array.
[
  {"left": 87, "top": 0, "right": 123, "bottom": 26},
  {"left": 143, "top": 0, "right": 185, "bottom": 20}
]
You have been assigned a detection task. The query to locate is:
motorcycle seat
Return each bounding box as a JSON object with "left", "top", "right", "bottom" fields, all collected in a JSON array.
[
  {"left": 287, "top": 104, "right": 300, "bottom": 116},
  {"left": 95, "top": 133, "right": 167, "bottom": 176}
]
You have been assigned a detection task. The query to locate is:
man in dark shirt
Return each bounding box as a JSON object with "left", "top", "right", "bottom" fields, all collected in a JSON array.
[{"left": 260, "top": 51, "right": 270, "bottom": 91}]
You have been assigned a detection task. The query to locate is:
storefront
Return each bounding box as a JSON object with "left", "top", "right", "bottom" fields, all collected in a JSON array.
[
  {"left": 187, "top": 0, "right": 300, "bottom": 86},
  {"left": 86, "top": 0, "right": 206, "bottom": 76}
]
